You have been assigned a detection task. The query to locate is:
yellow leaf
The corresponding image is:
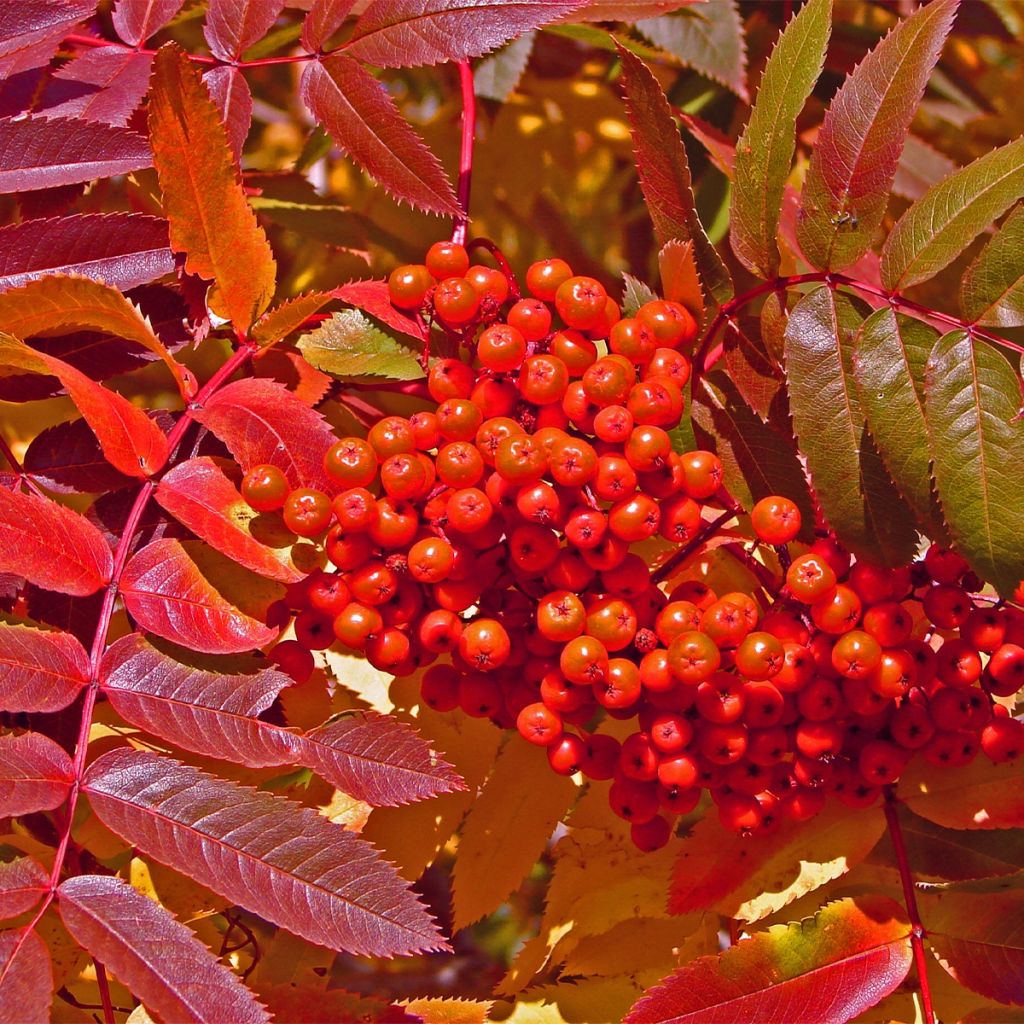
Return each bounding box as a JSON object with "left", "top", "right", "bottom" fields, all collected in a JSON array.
[
  {"left": 320, "top": 789, "right": 372, "bottom": 831},
  {"left": 127, "top": 857, "right": 225, "bottom": 924},
  {"left": 453, "top": 739, "right": 577, "bottom": 931},
  {"left": 148, "top": 45, "right": 276, "bottom": 331},
  {"left": 496, "top": 977, "right": 645, "bottom": 1024},
  {"left": 402, "top": 997, "right": 493, "bottom": 1023},
  {"left": 322, "top": 648, "right": 395, "bottom": 713},
  {"left": 37, "top": 910, "right": 89, "bottom": 990}
]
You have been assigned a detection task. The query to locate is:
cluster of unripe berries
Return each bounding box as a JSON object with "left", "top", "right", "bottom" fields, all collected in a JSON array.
[{"left": 239, "top": 240, "right": 1024, "bottom": 852}]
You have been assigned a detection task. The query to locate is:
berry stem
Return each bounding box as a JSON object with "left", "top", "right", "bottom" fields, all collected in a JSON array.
[
  {"left": 452, "top": 61, "right": 477, "bottom": 246},
  {"left": 651, "top": 507, "right": 738, "bottom": 584},
  {"left": 883, "top": 787, "right": 935, "bottom": 1024}
]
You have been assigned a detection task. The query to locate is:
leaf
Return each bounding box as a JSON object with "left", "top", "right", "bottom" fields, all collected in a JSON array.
[
  {"left": 343, "top": 0, "right": 583, "bottom": 67},
  {"left": 721, "top": 319, "right": 783, "bottom": 422},
  {"left": 638, "top": 4, "right": 748, "bottom": 102},
  {"left": 893, "top": 133, "right": 958, "bottom": 201},
  {"left": 301, "top": 0, "right": 357, "bottom": 52},
  {"left": 852, "top": 307, "right": 948, "bottom": 541},
  {"left": 261, "top": 985, "right": 415, "bottom": 1023},
  {"left": 0, "top": 0, "right": 95, "bottom": 57},
  {"left": 204, "top": 0, "right": 285, "bottom": 61},
  {"left": 0, "top": 621, "right": 89, "bottom": 713},
  {"left": 924, "top": 331, "right": 1024, "bottom": 597},
  {"left": 563, "top": 1, "right": 697, "bottom": 18},
  {"left": 691, "top": 368, "right": 814, "bottom": 542},
  {"left": 452, "top": 740, "right": 576, "bottom": 931},
  {"left": 301, "top": 56, "right": 460, "bottom": 218},
  {"left": 120, "top": 539, "right": 280, "bottom": 654},
  {"left": 0, "top": 334, "right": 169, "bottom": 478},
  {"left": 658, "top": 239, "right": 703, "bottom": 318},
  {"left": 868, "top": 805, "right": 1024, "bottom": 881},
  {"left": 335, "top": 279, "right": 423, "bottom": 340},
  {"left": 402, "top": 997, "right": 493, "bottom": 1024},
  {"left": 678, "top": 111, "right": 736, "bottom": 179},
  {"left": 0, "top": 115, "right": 150, "bottom": 193},
  {"left": 474, "top": 31, "right": 535, "bottom": 101},
  {"left": 58, "top": 874, "right": 269, "bottom": 1023},
  {"left": 155, "top": 457, "right": 304, "bottom": 583},
  {"left": 616, "top": 44, "right": 732, "bottom": 305},
  {"left": 0, "top": 858, "right": 48, "bottom": 921},
  {"left": 113, "top": 0, "right": 185, "bottom": 45},
  {"left": 796, "top": 0, "right": 959, "bottom": 271},
  {"left": 23, "top": 418, "right": 134, "bottom": 495},
  {"left": 0, "top": 487, "right": 112, "bottom": 596},
  {"left": 783, "top": 287, "right": 919, "bottom": 565},
  {"left": 203, "top": 67, "right": 253, "bottom": 164},
  {"left": 148, "top": 44, "right": 276, "bottom": 331},
  {"left": 297, "top": 310, "right": 424, "bottom": 382},
  {"left": 252, "top": 293, "right": 334, "bottom": 347},
  {"left": 0, "top": 928, "right": 53, "bottom": 1024},
  {"left": 730, "top": 0, "right": 831, "bottom": 278},
  {"left": 881, "top": 136, "right": 1024, "bottom": 291},
  {"left": 627, "top": 896, "right": 911, "bottom": 1023},
  {"left": 0, "top": 274, "right": 191, "bottom": 399},
  {"left": 918, "top": 876, "right": 1024, "bottom": 1005},
  {"left": 82, "top": 747, "right": 448, "bottom": 956},
  {"left": 670, "top": 800, "right": 886, "bottom": 922},
  {"left": 898, "top": 743, "right": 1024, "bottom": 829},
  {"left": 192, "top": 377, "right": 338, "bottom": 492},
  {"left": 961, "top": 201, "right": 1024, "bottom": 328},
  {"left": 0, "top": 214, "right": 172, "bottom": 294},
  {"left": 621, "top": 273, "right": 658, "bottom": 317},
  {"left": 300, "top": 712, "right": 465, "bottom": 807},
  {"left": 0, "top": 731, "right": 74, "bottom": 816},
  {"left": 39, "top": 48, "right": 152, "bottom": 126}
]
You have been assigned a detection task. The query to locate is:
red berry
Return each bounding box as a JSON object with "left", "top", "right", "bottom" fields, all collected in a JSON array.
[
  {"left": 242, "top": 464, "right": 289, "bottom": 512},
  {"left": 750, "top": 496, "right": 801, "bottom": 545}
]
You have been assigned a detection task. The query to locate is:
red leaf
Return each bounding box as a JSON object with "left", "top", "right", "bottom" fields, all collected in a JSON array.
[
  {"left": 82, "top": 747, "right": 449, "bottom": 956},
  {"left": 112, "top": 0, "right": 185, "bottom": 46},
  {"left": 335, "top": 279, "right": 424, "bottom": 340},
  {"left": 616, "top": 44, "right": 733, "bottom": 305},
  {"left": 300, "top": 711, "right": 465, "bottom": 807},
  {"left": 796, "top": 0, "right": 959, "bottom": 271},
  {"left": 38, "top": 48, "right": 152, "bottom": 126},
  {"left": 301, "top": 56, "right": 460, "bottom": 217},
  {"left": 0, "top": 115, "right": 151, "bottom": 193},
  {"left": 344, "top": 0, "right": 584, "bottom": 67},
  {"left": 203, "top": 67, "right": 252, "bottom": 164},
  {"left": 0, "top": 731, "right": 74, "bottom": 816},
  {"left": 252, "top": 348, "right": 333, "bottom": 407},
  {"left": 301, "top": 0, "right": 357, "bottom": 52},
  {"left": 0, "top": 621, "right": 89, "bottom": 713},
  {"left": 252, "top": 292, "right": 336, "bottom": 347},
  {"left": 57, "top": 874, "right": 270, "bottom": 1023},
  {"left": 155, "top": 457, "right": 304, "bottom": 583},
  {"left": 23, "top": 418, "right": 134, "bottom": 495},
  {"left": 0, "top": 335, "right": 169, "bottom": 478},
  {"left": 204, "top": 0, "right": 285, "bottom": 62},
  {"left": 99, "top": 632, "right": 298, "bottom": 766},
  {"left": 0, "top": 487, "right": 112, "bottom": 596},
  {"left": 0, "top": 858, "right": 48, "bottom": 921},
  {"left": 25, "top": 587, "right": 104, "bottom": 648},
  {"left": 0, "top": 214, "right": 173, "bottom": 294},
  {"left": 0, "top": 928, "right": 53, "bottom": 1024},
  {"left": 658, "top": 239, "right": 704, "bottom": 318},
  {"left": 192, "top": 377, "right": 337, "bottom": 492},
  {"left": 0, "top": 1, "right": 95, "bottom": 58},
  {"left": 120, "top": 539, "right": 280, "bottom": 654},
  {"left": 625, "top": 896, "right": 912, "bottom": 1024}
]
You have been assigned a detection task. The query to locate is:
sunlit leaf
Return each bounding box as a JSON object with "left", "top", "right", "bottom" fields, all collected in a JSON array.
[
  {"left": 39, "top": 48, "right": 152, "bottom": 126},
  {"left": 113, "top": 0, "right": 185, "bottom": 45},
  {"left": 252, "top": 292, "right": 335, "bottom": 347},
  {"left": 203, "top": 66, "right": 253, "bottom": 164},
  {"left": 335, "top": 279, "right": 425, "bottom": 341},
  {"left": 204, "top": 0, "right": 284, "bottom": 62},
  {"left": 474, "top": 32, "right": 536, "bottom": 101},
  {"left": 0, "top": 621, "right": 89, "bottom": 713},
  {"left": 961, "top": 201, "right": 1024, "bottom": 328},
  {"left": 0, "top": 731, "right": 74, "bottom": 816},
  {"left": 0, "top": 857, "right": 48, "bottom": 921},
  {"left": 658, "top": 239, "right": 703, "bottom": 317},
  {"left": 301, "top": 0, "right": 356, "bottom": 53},
  {"left": 0, "top": 928, "right": 53, "bottom": 1024},
  {"left": 297, "top": 310, "right": 424, "bottom": 382}
]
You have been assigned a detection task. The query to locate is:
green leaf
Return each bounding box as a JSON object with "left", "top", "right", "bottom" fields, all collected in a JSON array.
[
  {"left": 796, "top": 0, "right": 959, "bottom": 271},
  {"left": 731, "top": 0, "right": 831, "bottom": 278},
  {"left": 881, "top": 137, "right": 1024, "bottom": 291},
  {"left": 297, "top": 310, "right": 424, "bottom": 382},
  {"left": 474, "top": 32, "right": 535, "bottom": 102},
  {"left": 784, "top": 287, "right": 918, "bottom": 565},
  {"left": 924, "top": 330, "right": 1024, "bottom": 596},
  {"left": 616, "top": 43, "right": 733, "bottom": 306},
  {"left": 621, "top": 273, "right": 658, "bottom": 316},
  {"left": 852, "top": 307, "right": 948, "bottom": 543},
  {"left": 961, "top": 201, "right": 1024, "bottom": 328},
  {"left": 637, "top": 3, "right": 749, "bottom": 102},
  {"left": 692, "top": 369, "right": 814, "bottom": 542}
]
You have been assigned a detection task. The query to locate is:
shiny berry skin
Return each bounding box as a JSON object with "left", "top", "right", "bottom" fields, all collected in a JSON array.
[
  {"left": 388, "top": 264, "right": 432, "bottom": 309},
  {"left": 988, "top": 643, "right": 1024, "bottom": 696},
  {"left": 609, "top": 318, "right": 656, "bottom": 364},
  {"left": 433, "top": 277, "right": 480, "bottom": 326},
  {"left": 810, "top": 584, "right": 862, "bottom": 634},
  {"left": 435, "top": 441, "right": 484, "bottom": 488},
  {"left": 537, "top": 591, "right": 586, "bottom": 642},
  {"left": 520, "top": 354, "right": 569, "bottom": 405},
  {"left": 924, "top": 545, "right": 968, "bottom": 584},
  {"left": 735, "top": 631, "right": 785, "bottom": 680},
  {"left": 526, "top": 258, "right": 573, "bottom": 302},
  {"left": 379, "top": 452, "right": 427, "bottom": 500},
  {"left": 560, "top": 634, "right": 609, "bottom": 685},
  {"left": 241, "top": 464, "right": 289, "bottom": 512},
  {"left": 367, "top": 416, "right": 415, "bottom": 458},
  {"left": 548, "top": 734, "right": 587, "bottom": 775},
  {"left": 517, "top": 702, "right": 563, "bottom": 745},
  {"left": 680, "top": 450, "right": 722, "bottom": 498},
  {"left": 333, "top": 602, "right": 383, "bottom": 649},
  {"left": 324, "top": 438, "right": 377, "bottom": 488},
  {"left": 831, "top": 630, "right": 882, "bottom": 680},
  {"left": 282, "top": 488, "right": 332, "bottom": 537},
  {"left": 609, "top": 777, "right": 659, "bottom": 824},
  {"left": 507, "top": 298, "right": 553, "bottom": 342},
  {"left": 269, "top": 639, "right": 314, "bottom": 684},
  {"left": 550, "top": 329, "right": 598, "bottom": 375},
  {"left": 466, "top": 265, "right": 509, "bottom": 305},
  {"left": 981, "top": 718, "right": 1024, "bottom": 763},
  {"left": 495, "top": 435, "right": 547, "bottom": 483},
  {"left": 667, "top": 630, "right": 721, "bottom": 683},
  {"left": 407, "top": 537, "right": 456, "bottom": 583},
  {"left": 631, "top": 814, "right": 671, "bottom": 851},
  {"left": 751, "top": 496, "right": 801, "bottom": 545},
  {"left": 555, "top": 275, "right": 608, "bottom": 330},
  {"left": 477, "top": 323, "right": 526, "bottom": 372},
  {"left": 459, "top": 618, "right": 511, "bottom": 671},
  {"left": 428, "top": 358, "right": 475, "bottom": 401},
  {"left": 425, "top": 240, "right": 469, "bottom": 279},
  {"left": 637, "top": 299, "right": 698, "bottom": 350}
]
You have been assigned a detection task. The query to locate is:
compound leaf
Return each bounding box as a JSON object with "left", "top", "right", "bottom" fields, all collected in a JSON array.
[
  {"left": 0, "top": 621, "right": 89, "bottom": 713},
  {"left": 0, "top": 731, "right": 74, "bottom": 816},
  {"left": 961, "top": 201, "right": 1024, "bottom": 328},
  {"left": 39, "top": 48, "right": 152, "bottom": 126},
  {"left": 298, "top": 310, "right": 424, "bottom": 382}
]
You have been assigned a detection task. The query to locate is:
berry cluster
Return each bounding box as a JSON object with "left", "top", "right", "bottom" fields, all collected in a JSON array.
[{"left": 242, "top": 241, "right": 1024, "bottom": 852}]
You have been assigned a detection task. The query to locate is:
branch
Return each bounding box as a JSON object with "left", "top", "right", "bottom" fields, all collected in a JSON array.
[
  {"left": 0, "top": 433, "right": 47, "bottom": 500},
  {"left": 62, "top": 32, "right": 317, "bottom": 69},
  {"left": 452, "top": 61, "right": 477, "bottom": 245},
  {"left": 651, "top": 507, "right": 738, "bottom": 584}
]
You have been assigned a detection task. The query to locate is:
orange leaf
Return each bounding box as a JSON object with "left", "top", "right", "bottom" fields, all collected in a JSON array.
[
  {"left": 148, "top": 44, "right": 276, "bottom": 332},
  {"left": 658, "top": 239, "right": 704, "bottom": 318}
]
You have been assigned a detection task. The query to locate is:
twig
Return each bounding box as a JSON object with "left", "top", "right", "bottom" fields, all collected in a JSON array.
[
  {"left": 0, "top": 434, "right": 47, "bottom": 500},
  {"left": 883, "top": 787, "right": 935, "bottom": 1024},
  {"left": 651, "top": 507, "right": 738, "bottom": 584},
  {"left": 62, "top": 32, "right": 317, "bottom": 69},
  {"left": 94, "top": 960, "right": 115, "bottom": 1024},
  {"left": 452, "top": 61, "right": 476, "bottom": 245}
]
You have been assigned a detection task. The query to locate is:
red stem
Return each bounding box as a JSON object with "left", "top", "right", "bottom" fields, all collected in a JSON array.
[
  {"left": 0, "top": 434, "right": 47, "bottom": 500},
  {"left": 452, "top": 61, "right": 476, "bottom": 246},
  {"left": 5, "top": 343, "right": 255, "bottom": 969},
  {"left": 62, "top": 32, "right": 317, "bottom": 69},
  {"left": 94, "top": 960, "right": 115, "bottom": 1024},
  {"left": 651, "top": 507, "right": 738, "bottom": 584},
  {"left": 883, "top": 788, "right": 935, "bottom": 1024}
]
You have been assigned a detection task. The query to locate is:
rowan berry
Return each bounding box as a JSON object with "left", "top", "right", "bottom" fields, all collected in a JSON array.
[
  {"left": 750, "top": 496, "right": 801, "bottom": 545},
  {"left": 434, "top": 277, "right": 480, "bottom": 326},
  {"left": 555, "top": 275, "right": 607, "bottom": 330},
  {"left": 459, "top": 618, "right": 511, "bottom": 671},
  {"left": 388, "top": 264, "right": 432, "bottom": 309},
  {"left": 283, "top": 488, "right": 332, "bottom": 537},
  {"left": 637, "top": 299, "right": 697, "bottom": 350},
  {"left": 425, "top": 241, "right": 469, "bottom": 280},
  {"left": 242, "top": 464, "right": 289, "bottom": 512}
]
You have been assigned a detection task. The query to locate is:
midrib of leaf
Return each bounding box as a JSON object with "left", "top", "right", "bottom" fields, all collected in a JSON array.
[{"left": 303, "top": 729, "right": 444, "bottom": 783}]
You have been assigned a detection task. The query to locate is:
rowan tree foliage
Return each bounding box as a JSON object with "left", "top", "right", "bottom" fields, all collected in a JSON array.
[{"left": 1, "top": 1, "right": 1023, "bottom": 1022}]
